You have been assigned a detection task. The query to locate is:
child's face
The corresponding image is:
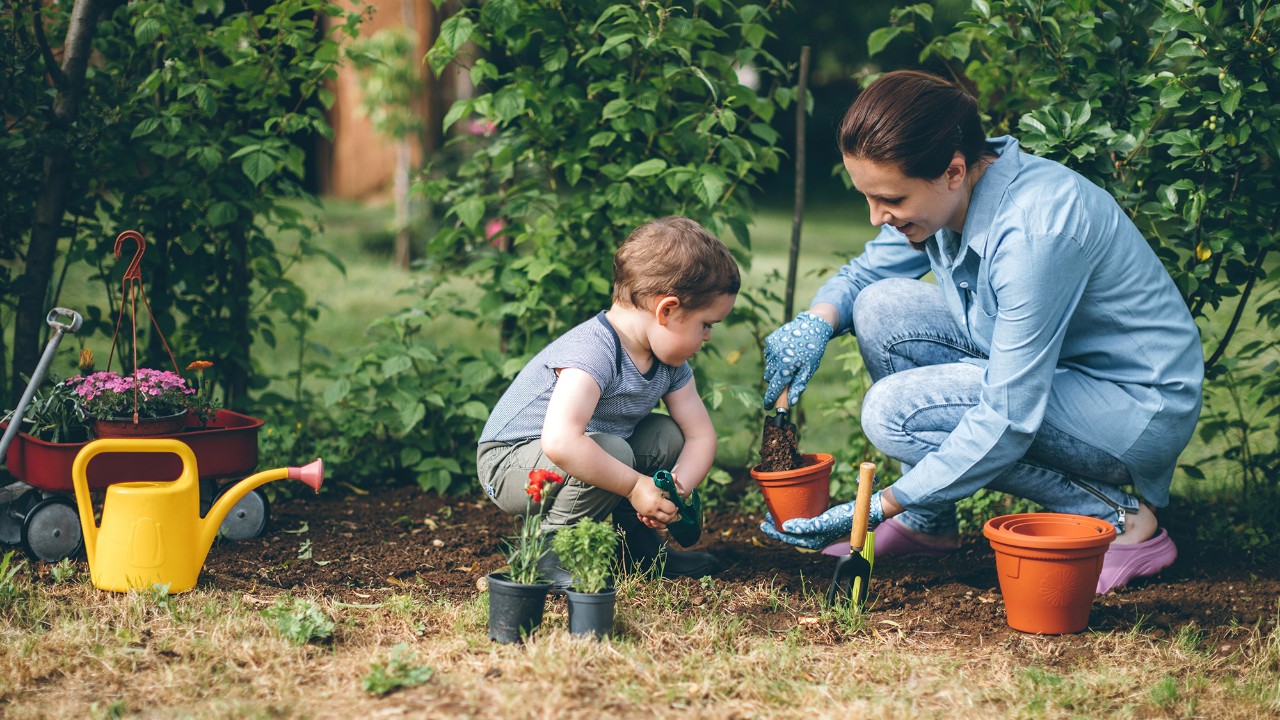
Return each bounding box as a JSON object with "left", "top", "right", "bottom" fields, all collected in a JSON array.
[{"left": 651, "top": 293, "right": 736, "bottom": 366}]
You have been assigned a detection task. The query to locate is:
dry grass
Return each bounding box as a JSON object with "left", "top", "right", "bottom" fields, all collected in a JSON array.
[{"left": 2, "top": 557, "right": 1278, "bottom": 719}]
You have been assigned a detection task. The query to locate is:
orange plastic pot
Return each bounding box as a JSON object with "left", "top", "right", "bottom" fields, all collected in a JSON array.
[
  {"left": 983, "top": 513, "right": 1116, "bottom": 634},
  {"left": 750, "top": 453, "right": 834, "bottom": 531}
]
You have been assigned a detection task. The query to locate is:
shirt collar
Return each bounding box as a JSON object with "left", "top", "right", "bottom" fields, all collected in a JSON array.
[{"left": 960, "top": 135, "right": 1021, "bottom": 258}]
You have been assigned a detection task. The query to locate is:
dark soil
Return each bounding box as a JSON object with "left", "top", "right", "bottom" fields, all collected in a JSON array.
[
  {"left": 204, "top": 483, "right": 1280, "bottom": 644},
  {"left": 757, "top": 417, "right": 802, "bottom": 472}
]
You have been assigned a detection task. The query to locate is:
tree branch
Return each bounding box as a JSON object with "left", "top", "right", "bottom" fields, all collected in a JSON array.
[{"left": 30, "top": 0, "right": 67, "bottom": 91}]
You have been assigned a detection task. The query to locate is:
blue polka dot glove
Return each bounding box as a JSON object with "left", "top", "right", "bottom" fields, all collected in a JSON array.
[
  {"left": 758, "top": 491, "right": 884, "bottom": 550},
  {"left": 763, "top": 311, "right": 834, "bottom": 407}
]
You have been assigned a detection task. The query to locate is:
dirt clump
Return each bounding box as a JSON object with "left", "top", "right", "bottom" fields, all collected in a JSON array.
[{"left": 757, "top": 421, "right": 802, "bottom": 472}]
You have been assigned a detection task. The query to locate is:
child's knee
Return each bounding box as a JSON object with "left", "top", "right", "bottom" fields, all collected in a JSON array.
[{"left": 591, "top": 432, "right": 636, "bottom": 467}]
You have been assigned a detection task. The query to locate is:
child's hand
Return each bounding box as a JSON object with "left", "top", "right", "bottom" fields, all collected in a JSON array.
[{"left": 627, "top": 477, "right": 678, "bottom": 529}]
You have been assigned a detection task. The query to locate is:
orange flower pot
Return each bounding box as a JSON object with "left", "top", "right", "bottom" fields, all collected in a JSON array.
[
  {"left": 983, "top": 513, "right": 1116, "bottom": 634},
  {"left": 750, "top": 453, "right": 834, "bottom": 531}
]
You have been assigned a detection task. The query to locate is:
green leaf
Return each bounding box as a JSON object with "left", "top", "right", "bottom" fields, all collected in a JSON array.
[
  {"left": 131, "top": 117, "right": 161, "bottom": 140},
  {"left": 454, "top": 197, "right": 484, "bottom": 230},
  {"left": 206, "top": 202, "right": 238, "bottom": 227},
  {"left": 135, "top": 18, "right": 163, "bottom": 44},
  {"left": 867, "top": 27, "right": 902, "bottom": 56},
  {"left": 442, "top": 100, "right": 471, "bottom": 133},
  {"left": 601, "top": 99, "right": 632, "bottom": 120},
  {"left": 382, "top": 355, "right": 413, "bottom": 377},
  {"left": 241, "top": 151, "right": 276, "bottom": 186},
  {"left": 439, "top": 16, "right": 475, "bottom": 51},
  {"left": 625, "top": 159, "right": 667, "bottom": 178}
]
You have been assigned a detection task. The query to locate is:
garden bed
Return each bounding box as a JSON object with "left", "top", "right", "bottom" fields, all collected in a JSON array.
[{"left": 203, "top": 483, "right": 1280, "bottom": 645}]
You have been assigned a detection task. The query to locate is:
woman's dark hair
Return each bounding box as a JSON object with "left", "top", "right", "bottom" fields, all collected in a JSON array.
[{"left": 838, "top": 70, "right": 991, "bottom": 179}]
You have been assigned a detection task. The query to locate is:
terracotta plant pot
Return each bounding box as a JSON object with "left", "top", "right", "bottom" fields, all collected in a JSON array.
[
  {"left": 750, "top": 453, "right": 834, "bottom": 531},
  {"left": 983, "top": 513, "right": 1116, "bottom": 635},
  {"left": 486, "top": 572, "right": 552, "bottom": 643}
]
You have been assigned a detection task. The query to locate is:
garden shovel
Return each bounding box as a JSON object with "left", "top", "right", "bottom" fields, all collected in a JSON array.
[{"left": 824, "top": 461, "right": 876, "bottom": 610}]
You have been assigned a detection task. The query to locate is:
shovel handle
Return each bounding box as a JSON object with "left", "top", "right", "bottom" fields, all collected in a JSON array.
[
  {"left": 774, "top": 385, "right": 790, "bottom": 412},
  {"left": 850, "top": 462, "right": 876, "bottom": 552}
]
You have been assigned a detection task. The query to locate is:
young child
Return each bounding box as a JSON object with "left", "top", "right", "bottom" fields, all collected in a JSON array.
[{"left": 477, "top": 216, "right": 740, "bottom": 591}]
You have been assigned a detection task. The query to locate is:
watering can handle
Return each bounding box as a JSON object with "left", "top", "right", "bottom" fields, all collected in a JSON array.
[{"left": 71, "top": 439, "right": 200, "bottom": 520}]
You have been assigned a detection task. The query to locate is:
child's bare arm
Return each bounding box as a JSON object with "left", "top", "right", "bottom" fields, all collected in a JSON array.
[
  {"left": 663, "top": 379, "right": 717, "bottom": 497},
  {"left": 541, "top": 368, "right": 677, "bottom": 525}
]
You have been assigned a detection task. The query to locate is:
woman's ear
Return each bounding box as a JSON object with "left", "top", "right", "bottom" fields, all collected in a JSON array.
[
  {"left": 945, "top": 151, "right": 967, "bottom": 190},
  {"left": 655, "top": 295, "right": 680, "bottom": 325}
]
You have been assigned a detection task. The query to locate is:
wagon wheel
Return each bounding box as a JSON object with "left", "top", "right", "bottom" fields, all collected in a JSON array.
[
  {"left": 21, "top": 496, "right": 84, "bottom": 562},
  {"left": 0, "top": 488, "right": 39, "bottom": 546},
  {"left": 214, "top": 486, "right": 270, "bottom": 541}
]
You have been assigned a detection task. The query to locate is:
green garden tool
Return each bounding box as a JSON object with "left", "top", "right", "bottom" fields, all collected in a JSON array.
[
  {"left": 653, "top": 470, "right": 701, "bottom": 547},
  {"left": 825, "top": 461, "right": 876, "bottom": 610}
]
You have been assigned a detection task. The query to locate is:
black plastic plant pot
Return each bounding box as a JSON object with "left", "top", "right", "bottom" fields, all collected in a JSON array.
[
  {"left": 487, "top": 572, "right": 552, "bottom": 644},
  {"left": 566, "top": 587, "right": 617, "bottom": 639}
]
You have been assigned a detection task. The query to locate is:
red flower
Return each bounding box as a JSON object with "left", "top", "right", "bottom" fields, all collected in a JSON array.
[
  {"left": 524, "top": 468, "right": 563, "bottom": 505},
  {"left": 528, "top": 468, "right": 564, "bottom": 485}
]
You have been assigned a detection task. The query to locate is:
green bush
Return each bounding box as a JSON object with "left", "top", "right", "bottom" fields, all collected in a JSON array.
[{"left": 330, "top": 0, "right": 797, "bottom": 493}]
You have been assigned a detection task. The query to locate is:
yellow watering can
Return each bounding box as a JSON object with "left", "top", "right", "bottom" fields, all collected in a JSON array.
[{"left": 72, "top": 438, "right": 323, "bottom": 593}]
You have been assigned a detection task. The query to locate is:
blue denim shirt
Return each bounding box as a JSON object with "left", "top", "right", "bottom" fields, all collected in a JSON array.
[{"left": 813, "top": 137, "right": 1204, "bottom": 506}]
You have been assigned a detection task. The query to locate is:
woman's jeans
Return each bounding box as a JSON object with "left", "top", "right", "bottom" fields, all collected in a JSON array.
[
  {"left": 476, "top": 413, "right": 684, "bottom": 532},
  {"left": 853, "top": 278, "right": 1140, "bottom": 535}
]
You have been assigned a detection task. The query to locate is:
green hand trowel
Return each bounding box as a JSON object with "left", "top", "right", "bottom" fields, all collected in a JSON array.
[{"left": 653, "top": 470, "right": 702, "bottom": 547}]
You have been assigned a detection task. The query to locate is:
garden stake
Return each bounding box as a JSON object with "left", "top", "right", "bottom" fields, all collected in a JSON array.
[{"left": 825, "top": 461, "right": 876, "bottom": 610}]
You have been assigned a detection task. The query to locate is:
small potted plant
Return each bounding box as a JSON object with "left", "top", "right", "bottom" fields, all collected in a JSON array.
[
  {"left": 68, "top": 368, "right": 197, "bottom": 437},
  {"left": 487, "top": 468, "right": 565, "bottom": 644},
  {"left": 551, "top": 517, "right": 619, "bottom": 639}
]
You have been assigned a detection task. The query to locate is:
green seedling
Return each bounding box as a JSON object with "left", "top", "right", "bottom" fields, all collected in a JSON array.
[
  {"left": 262, "top": 597, "right": 335, "bottom": 645},
  {"left": 49, "top": 558, "right": 77, "bottom": 584},
  {"left": 362, "top": 643, "right": 433, "bottom": 696}
]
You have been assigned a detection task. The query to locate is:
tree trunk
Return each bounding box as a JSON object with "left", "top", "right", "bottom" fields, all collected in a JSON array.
[
  {"left": 12, "top": 0, "right": 106, "bottom": 402},
  {"left": 226, "top": 227, "right": 251, "bottom": 408}
]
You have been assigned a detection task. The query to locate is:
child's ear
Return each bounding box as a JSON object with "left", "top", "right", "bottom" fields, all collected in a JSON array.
[{"left": 655, "top": 296, "right": 680, "bottom": 325}]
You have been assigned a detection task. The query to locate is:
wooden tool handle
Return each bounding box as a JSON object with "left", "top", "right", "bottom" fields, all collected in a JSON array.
[
  {"left": 850, "top": 461, "right": 876, "bottom": 552},
  {"left": 774, "top": 385, "right": 790, "bottom": 412}
]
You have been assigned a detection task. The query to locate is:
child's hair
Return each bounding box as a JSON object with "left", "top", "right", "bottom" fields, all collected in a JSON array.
[
  {"left": 838, "top": 69, "right": 992, "bottom": 179},
  {"left": 612, "top": 216, "right": 740, "bottom": 312}
]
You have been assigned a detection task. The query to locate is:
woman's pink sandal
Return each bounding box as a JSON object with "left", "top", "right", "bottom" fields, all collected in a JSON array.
[{"left": 1095, "top": 528, "right": 1177, "bottom": 594}]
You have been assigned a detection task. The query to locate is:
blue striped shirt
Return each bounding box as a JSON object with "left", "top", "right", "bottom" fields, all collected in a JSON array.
[{"left": 479, "top": 311, "right": 693, "bottom": 444}]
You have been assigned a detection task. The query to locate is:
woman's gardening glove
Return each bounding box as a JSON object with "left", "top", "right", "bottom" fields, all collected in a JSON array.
[
  {"left": 763, "top": 311, "right": 834, "bottom": 407},
  {"left": 758, "top": 491, "right": 884, "bottom": 550}
]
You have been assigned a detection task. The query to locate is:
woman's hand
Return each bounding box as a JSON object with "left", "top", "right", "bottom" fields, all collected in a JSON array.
[
  {"left": 758, "top": 501, "right": 855, "bottom": 550},
  {"left": 763, "top": 311, "right": 834, "bottom": 407}
]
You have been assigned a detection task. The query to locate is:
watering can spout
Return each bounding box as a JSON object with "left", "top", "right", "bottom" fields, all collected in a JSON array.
[
  {"left": 289, "top": 458, "right": 324, "bottom": 492},
  {"left": 199, "top": 457, "right": 323, "bottom": 563}
]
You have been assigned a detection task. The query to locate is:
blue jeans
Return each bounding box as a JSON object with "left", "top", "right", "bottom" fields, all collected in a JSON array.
[{"left": 853, "top": 278, "right": 1140, "bottom": 535}]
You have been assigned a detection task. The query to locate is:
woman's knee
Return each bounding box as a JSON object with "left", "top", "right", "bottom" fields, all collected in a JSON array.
[{"left": 852, "top": 278, "right": 930, "bottom": 339}]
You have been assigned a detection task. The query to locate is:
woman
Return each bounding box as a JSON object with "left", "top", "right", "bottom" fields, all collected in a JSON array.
[{"left": 759, "top": 70, "right": 1203, "bottom": 594}]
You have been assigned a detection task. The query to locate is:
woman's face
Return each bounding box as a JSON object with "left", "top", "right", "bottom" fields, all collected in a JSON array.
[{"left": 842, "top": 153, "right": 969, "bottom": 241}]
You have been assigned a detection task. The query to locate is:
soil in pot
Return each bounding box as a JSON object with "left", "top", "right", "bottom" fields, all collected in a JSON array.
[
  {"left": 487, "top": 572, "right": 552, "bottom": 643},
  {"left": 758, "top": 422, "right": 802, "bottom": 473}
]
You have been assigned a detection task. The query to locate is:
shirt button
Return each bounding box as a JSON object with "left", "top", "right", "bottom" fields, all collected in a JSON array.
[{"left": 959, "top": 281, "right": 970, "bottom": 289}]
